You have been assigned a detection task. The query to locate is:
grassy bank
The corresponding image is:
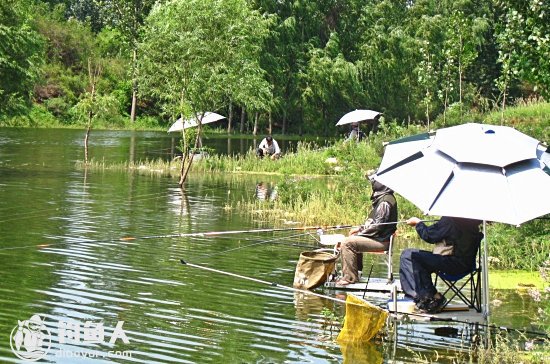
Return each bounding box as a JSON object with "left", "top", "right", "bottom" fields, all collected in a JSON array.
[{"left": 80, "top": 102, "right": 549, "bottom": 271}]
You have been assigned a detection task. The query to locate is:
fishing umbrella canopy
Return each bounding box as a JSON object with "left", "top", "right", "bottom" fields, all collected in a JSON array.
[
  {"left": 373, "top": 122, "right": 550, "bottom": 316},
  {"left": 168, "top": 112, "right": 226, "bottom": 133},
  {"left": 375, "top": 123, "right": 550, "bottom": 226},
  {"left": 336, "top": 109, "right": 381, "bottom": 126}
]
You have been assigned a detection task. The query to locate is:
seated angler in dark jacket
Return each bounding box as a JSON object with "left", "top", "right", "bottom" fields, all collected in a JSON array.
[
  {"left": 335, "top": 175, "right": 398, "bottom": 286},
  {"left": 400, "top": 216, "right": 483, "bottom": 313}
]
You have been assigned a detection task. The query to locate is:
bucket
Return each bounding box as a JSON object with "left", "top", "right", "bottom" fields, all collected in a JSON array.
[{"left": 293, "top": 251, "right": 338, "bottom": 290}]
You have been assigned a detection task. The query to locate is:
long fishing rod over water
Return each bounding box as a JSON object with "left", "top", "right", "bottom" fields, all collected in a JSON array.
[
  {"left": 180, "top": 258, "right": 348, "bottom": 304},
  {"left": 179, "top": 259, "right": 549, "bottom": 339},
  {"left": 0, "top": 219, "right": 439, "bottom": 252},
  {"left": 0, "top": 219, "right": 444, "bottom": 252},
  {"left": 0, "top": 224, "right": 354, "bottom": 252}
]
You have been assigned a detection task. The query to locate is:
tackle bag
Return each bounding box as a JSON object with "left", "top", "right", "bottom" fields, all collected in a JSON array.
[{"left": 293, "top": 251, "right": 337, "bottom": 290}]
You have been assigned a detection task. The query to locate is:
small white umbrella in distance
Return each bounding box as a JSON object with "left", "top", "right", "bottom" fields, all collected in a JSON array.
[
  {"left": 336, "top": 109, "right": 381, "bottom": 126},
  {"left": 168, "top": 112, "right": 226, "bottom": 133}
]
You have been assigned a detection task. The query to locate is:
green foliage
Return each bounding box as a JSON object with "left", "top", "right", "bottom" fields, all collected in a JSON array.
[
  {"left": 3, "top": 0, "right": 550, "bottom": 132},
  {"left": 70, "top": 93, "right": 121, "bottom": 126},
  {"left": 0, "top": 104, "right": 59, "bottom": 127},
  {"left": 300, "top": 38, "right": 364, "bottom": 136},
  {"left": 0, "top": 0, "right": 44, "bottom": 115},
  {"left": 139, "top": 0, "right": 271, "bottom": 120},
  {"left": 131, "top": 115, "right": 163, "bottom": 130},
  {"left": 495, "top": 1, "right": 550, "bottom": 98},
  {"left": 483, "top": 101, "right": 550, "bottom": 142},
  {"left": 31, "top": 6, "right": 128, "bottom": 123},
  {"left": 433, "top": 102, "right": 485, "bottom": 128},
  {"left": 487, "top": 219, "right": 550, "bottom": 271}
]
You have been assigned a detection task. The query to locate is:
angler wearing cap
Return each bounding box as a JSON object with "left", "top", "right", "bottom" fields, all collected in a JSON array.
[{"left": 257, "top": 135, "right": 281, "bottom": 160}]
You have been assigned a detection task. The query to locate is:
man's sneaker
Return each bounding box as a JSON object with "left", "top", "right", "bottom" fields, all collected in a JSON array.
[{"left": 422, "top": 295, "right": 447, "bottom": 314}]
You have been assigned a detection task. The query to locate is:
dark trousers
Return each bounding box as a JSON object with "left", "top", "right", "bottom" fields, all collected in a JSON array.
[
  {"left": 257, "top": 148, "right": 271, "bottom": 158},
  {"left": 399, "top": 249, "right": 470, "bottom": 301}
]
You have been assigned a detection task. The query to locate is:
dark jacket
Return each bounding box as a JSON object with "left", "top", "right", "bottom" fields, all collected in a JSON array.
[
  {"left": 415, "top": 216, "right": 483, "bottom": 269},
  {"left": 359, "top": 182, "right": 398, "bottom": 242}
]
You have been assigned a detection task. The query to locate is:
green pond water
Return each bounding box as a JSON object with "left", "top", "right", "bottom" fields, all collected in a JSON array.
[{"left": 0, "top": 127, "right": 546, "bottom": 363}]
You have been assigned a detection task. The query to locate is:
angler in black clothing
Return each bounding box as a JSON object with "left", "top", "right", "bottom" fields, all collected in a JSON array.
[
  {"left": 335, "top": 176, "right": 398, "bottom": 285},
  {"left": 400, "top": 216, "right": 483, "bottom": 313}
]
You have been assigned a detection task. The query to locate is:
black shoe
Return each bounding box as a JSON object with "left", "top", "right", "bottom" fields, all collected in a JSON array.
[
  {"left": 414, "top": 297, "right": 430, "bottom": 311},
  {"left": 422, "top": 295, "right": 447, "bottom": 314}
]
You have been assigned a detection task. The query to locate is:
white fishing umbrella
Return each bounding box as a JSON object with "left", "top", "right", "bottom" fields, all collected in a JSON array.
[
  {"left": 377, "top": 132, "right": 435, "bottom": 173},
  {"left": 373, "top": 122, "right": 550, "bottom": 317},
  {"left": 168, "top": 112, "right": 226, "bottom": 133},
  {"left": 336, "top": 109, "right": 381, "bottom": 126}
]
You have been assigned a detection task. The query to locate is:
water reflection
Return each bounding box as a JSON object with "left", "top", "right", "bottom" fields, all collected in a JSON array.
[
  {"left": 255, "top": 182, "right": 278, "bottom": 201},
  {"left": 339, "top": 340, "right": 384, "bottom": 364},
  {"left": 0, "top": 128, "right": 545, "bottom": 363}
]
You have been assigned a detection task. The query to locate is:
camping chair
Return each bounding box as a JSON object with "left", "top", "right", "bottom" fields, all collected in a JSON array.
[
  {"left": 434, "top": 245, "right": 482, "bottom": 312},
  {"left": 363, "top": 233, "right": 395, "bottom": 283},
  {"left": 319, "top": 233, "right": 395, "bottom": 284}
]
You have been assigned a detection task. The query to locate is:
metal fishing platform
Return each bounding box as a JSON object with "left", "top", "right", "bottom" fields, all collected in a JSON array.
[
  {"left": 325, "top": 277, "right": 486, "bottom": 323},
  {"left": 324, "top": 277, "right": 402, "bottom": 293}
]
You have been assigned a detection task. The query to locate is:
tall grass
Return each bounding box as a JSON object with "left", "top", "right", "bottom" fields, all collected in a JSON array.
[
  {"left": 79, "top": 104, "right": 550, "bottom": 270},
  {"left": 483, "top": 100, "right": 550, "bottom": 142}
]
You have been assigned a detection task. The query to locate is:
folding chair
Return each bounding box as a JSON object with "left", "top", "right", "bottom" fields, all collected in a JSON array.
[
  {"left": 319, "top": 233, "right": 395, "bottom": 283},
  {"left": 364, "top": 233, "right": 395, "bottom": 283},
  {"left": 434, "top": 247, "right": 482, "bottom": 312}
]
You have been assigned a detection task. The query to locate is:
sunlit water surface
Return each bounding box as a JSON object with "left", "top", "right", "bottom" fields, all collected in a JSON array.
[{"left": 0, "top": 128, "right": 545, "bottom": 363}]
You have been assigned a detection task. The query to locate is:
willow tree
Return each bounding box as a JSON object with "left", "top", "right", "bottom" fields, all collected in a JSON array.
[
  {"left": 139, "top": 0, "right": 271, "bottom": 185},
  {"left": 356, "top": 0, "right": 418, "bottom": 123},
  {"left": 97, "top": 0, "right": 155, "bottom": 123},
  {"left": 301, "top": 33, "right": 363, "bottom": 136}
]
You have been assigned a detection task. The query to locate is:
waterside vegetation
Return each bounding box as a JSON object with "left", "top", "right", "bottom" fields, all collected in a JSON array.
[{"left": 80, "top": 102, "right": 550, "bottom": 274}]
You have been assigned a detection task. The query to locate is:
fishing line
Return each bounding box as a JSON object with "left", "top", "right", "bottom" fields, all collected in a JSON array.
[
  {"left": 0, "top": 224, "right": 351, "bottom": 252},
  {"left": 0, "top": 189, "right": 176, "bottom": 224},
  {"left": 188, "top": 231, "right": 315, "bottom": 260},
  {"left": 181, "top": 259, "right": 352, "bottom": 306},
  {"left": 0, "top": 218, "right": 437, "bottom": 252}
]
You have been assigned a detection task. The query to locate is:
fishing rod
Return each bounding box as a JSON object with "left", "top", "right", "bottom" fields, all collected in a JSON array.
[
  {"left": 0, "top": 224, "right": 353, "bottom": 252},
  {"left": 180, "top": 259, "right": 549, "bottom": 338},
  {"left": 193, "top": 231, "right": 317, "bottom": 259},
  {"left": 133, "top": 224, "right": 354, "bottom": 240},
  {"left": 180, "top": 259, "right": 348, "bottom": 304},
  {"left": 0, "top": 219, "right": 437, "bottom": 253}
]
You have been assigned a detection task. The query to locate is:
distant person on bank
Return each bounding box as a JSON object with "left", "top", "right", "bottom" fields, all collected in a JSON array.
[
  {"left": 345, "top": 122, "right": 366, "bottom": 142},
  {"left": 257, "top": 135, "right": 281, "bottom": 160}
]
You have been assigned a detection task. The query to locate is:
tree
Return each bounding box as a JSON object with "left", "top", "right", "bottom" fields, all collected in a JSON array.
[
  {"left": 96, "top": 0, "right": 155, "bottom": 123},
  {"left": 439, "top": 3, "right": 488, "bottom": 124},
  {"left": 357, "top": 0, "right": 419, "bottom": 123},
  {"left": 495, "top": 0, "right": 550, "bottom": 99},
  {"left": 0, "top": 0, "right": 43, "bottom": 115},
  {"left": 139, "top": 0, "right": 271, "bottom": 185},
  {"left": 301, "top": 34, "right": 363, "bottom": 136}
]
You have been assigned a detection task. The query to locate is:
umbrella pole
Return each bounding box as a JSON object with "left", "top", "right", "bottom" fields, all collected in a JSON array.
[{"left": 482, "top": 221, "right": 490, "bottom": 318}]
